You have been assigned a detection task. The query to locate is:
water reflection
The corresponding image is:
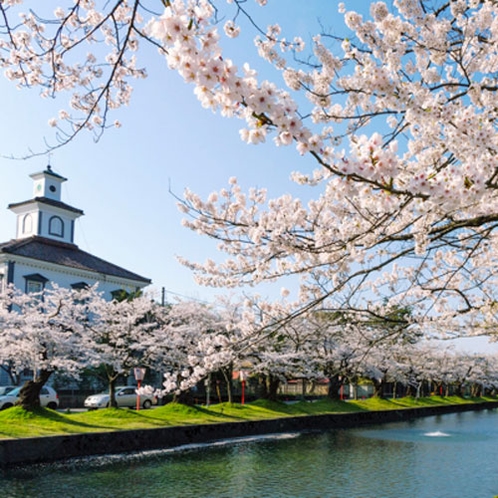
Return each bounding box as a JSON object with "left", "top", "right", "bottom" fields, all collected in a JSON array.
[{"left": 1, "top": 409, "right": 497, "bottom": 498}]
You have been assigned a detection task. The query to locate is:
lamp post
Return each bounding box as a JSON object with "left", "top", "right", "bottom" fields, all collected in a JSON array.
[
  {"left": 133, "top": 367, "right": 146, "bottom": 411},
  {"left": 240, "top": 371, "right": 247, "bottom": 405}
]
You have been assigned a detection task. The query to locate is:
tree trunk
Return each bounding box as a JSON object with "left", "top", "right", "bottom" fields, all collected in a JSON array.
[
  {"left": 221, "top": 367, "right": 233, "bottom": 404},
  {"left": 327, "top": 374, "right": 343, "bottom": 400},
  {"left": 267, "top": 375, "right": 280, "bottom": 401},
  {"left": 173, "top": 390, "right": 195, "bottom": 405},
  {"left": 470, "top": 384, "right": 479, "bottom": 397},
  {"left": 257, "top": 375, "right": 267, "bottom": 399},
  {"left": 372, "top": 379, "right": 385, "bottom": 398},
  {"left": 257, "top": 374, "right": 280, "bottom": 401},
  {"left": 108, "top": 377, "right": 118, "bottom": 407},
  {"left": 457, "top": 382, "right": 466, "bottom": 397},
  {"left": 19, "top": 369, "right": 52, "bottom": 411}
]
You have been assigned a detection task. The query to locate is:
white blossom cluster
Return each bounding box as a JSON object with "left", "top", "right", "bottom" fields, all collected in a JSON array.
[
  {"left": 0, "top": 0, "right": 147, "bottom": 140},
  {"left": 1, "top": 284, "right": 497, "bottom": 399},
  {"left": 167, "top": 0, "right": 498, "bottom": 337},
  {"left": 0, "top": 285, "right": 101, "bottom": 379}
]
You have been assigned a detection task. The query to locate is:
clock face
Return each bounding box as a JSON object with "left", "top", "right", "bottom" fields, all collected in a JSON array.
[{"left": 36, "top": 183, "right": 42, "bottom": 192}]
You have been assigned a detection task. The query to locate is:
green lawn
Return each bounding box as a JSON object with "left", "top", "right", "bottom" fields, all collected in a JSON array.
[{"left": 0, "top": 396, "right": 494, "bottom": 440}]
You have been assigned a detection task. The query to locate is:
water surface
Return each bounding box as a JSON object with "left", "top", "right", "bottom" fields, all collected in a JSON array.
[{"left": 1, "top": 409, "right": 497, "bottom": 497}]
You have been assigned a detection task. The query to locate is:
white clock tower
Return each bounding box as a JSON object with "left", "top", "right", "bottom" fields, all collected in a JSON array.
[
  {"left": 8, "top": 165, "right": 83, "bottom": 245},
  {"left": 1, "top": 165, "right": 151, "bottom": 300},
  {"left": 31, "top": 165, "right": 66, "bottom": 201}
]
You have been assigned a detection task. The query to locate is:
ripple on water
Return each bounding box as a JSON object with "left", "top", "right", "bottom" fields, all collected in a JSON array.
[{"left": 424, "top": 431, "right": 451, "bottom": 437}]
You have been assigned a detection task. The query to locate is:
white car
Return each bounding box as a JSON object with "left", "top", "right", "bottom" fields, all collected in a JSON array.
[
  {"left": 84, "top": 386, "right": 157, "bottom": 410},
  {"left": 0, "top": 386, "right": 16, "bottom": 396},
  {"left": 0, "top": 386, "right": 59, "bottom": 410}
]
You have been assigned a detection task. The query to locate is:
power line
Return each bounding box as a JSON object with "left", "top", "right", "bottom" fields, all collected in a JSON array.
[{"left": 160, "top": 287, "right": 210, "bottom": 305}]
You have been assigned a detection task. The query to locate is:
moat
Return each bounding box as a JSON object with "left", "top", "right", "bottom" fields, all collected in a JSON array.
[{"left": 1, "top": 408, "right": 497, "bottom": 497}]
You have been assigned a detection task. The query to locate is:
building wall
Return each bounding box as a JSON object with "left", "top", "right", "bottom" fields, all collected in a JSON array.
[
  {"left": 36, "top": 208, "right": 75, "bottom": 244},
  {"left": 13, "top": 204, "right": 77, "bottom": 244},
  {"left": 15, "top": 209, "right": 39, "bottom": 239},
  {"left": 4, "top": 258, "right": 141, "bottom": 300}
]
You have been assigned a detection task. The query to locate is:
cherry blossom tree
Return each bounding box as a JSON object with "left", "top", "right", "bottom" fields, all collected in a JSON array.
[
  {"left": 156, "top": 299, "right": 234, "bottom": 403},
  {"left": 172, "top": 0, "right": 498, "bottom": 343},
  {"left": 242, "top": 320, "right": 312, "bottom": 401},
  {"left": 422, "top": 349, "right": 498, "bottom": 396},
  {"left": 211, "top": 300, "right": 416, "bottom": 401},
  {"left": 85, "top": 293, "right": 165, "bottom": 407},
  {"left": 388, "top": 345, "right": 490, "bottom": 398},
  {"left": 311, "top": 324, "right": 373, "bottom": 400},
  {"left": 3, "top": 1, "right": 498, "bottom": 344},
  {"left": 0, "top": 285, "right": 98, "bottom": 410},
  {"left": 467, "top": 354, "right": 498, "bottom": 396},
  {"left": 218, "top": 306, "right": 373, "bottom": 401}
]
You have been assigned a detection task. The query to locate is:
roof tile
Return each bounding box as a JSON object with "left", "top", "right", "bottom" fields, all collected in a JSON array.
[{"left": 0, "top": 236, "right": 151, "bottom": 284}]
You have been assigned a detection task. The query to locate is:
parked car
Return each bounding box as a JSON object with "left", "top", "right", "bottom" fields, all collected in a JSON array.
[
  {"left": 0, "top": 386, "right": 59, "bottom": 410},
  {"left": 0, "top": 386, "right": 16, "bottom": 396},
  {"left": 84, "top": 386, "right": 157, "bottom": 410}
]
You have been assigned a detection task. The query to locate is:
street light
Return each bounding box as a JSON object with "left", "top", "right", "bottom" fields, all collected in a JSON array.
[
  {"left": 240, "top": 370, "right": 248, "bottom": 405},
  {"left": 133, "top": 367, "right": 147, "bottom": 411}
]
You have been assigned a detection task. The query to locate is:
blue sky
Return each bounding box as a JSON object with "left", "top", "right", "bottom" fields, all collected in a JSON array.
[{"left": 0, "top": 0, "right": 347, "bottom": 303}]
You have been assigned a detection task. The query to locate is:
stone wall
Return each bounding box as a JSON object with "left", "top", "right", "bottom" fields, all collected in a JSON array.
[{"left": 1, "top": 401, "right": 497, "bottom": 468}]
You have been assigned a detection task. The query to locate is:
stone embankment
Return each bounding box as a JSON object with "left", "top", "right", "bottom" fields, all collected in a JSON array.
[{"left": 2, "top": 401, "right": 497, "bottom": 468}]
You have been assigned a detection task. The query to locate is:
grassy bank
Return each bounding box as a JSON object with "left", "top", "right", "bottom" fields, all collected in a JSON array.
[{"left": 0, "top": 396, "right": 495, "bottom": 440}]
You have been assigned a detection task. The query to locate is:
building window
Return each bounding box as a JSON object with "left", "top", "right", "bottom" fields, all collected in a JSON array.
[
  {"left": 71, "top": 282, "right": 90, "bottom": 305},
  {"left": 27, "top": 281, "right": 43, "bottom": 294},
  {"left": 22, "top": 214, "right": 33, "bottom": 234},
  {"left": 24, "top": 273, "right": 48, "bottom": 294},
  {"left": 71, "top": 282, "right": 89, "bottom": 291},
  {"left": 48, "top": 216, "right": 64, "bottom": 237},
  {"left": 26, "top": 280, "right": 43, "bottom": 294}
]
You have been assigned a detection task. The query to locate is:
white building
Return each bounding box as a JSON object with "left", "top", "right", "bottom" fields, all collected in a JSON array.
[{"left": 0, "top": 166, "right": 151, "bottom": 300}]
